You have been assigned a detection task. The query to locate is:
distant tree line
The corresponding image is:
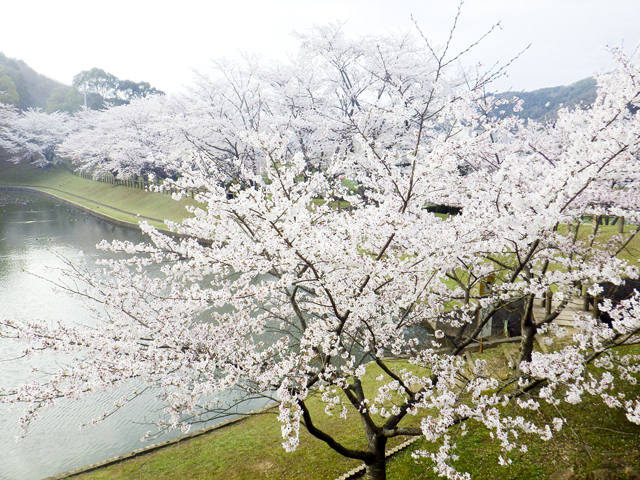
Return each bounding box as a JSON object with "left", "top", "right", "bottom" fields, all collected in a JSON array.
[
  {"left": 72, "top": 67, "right": 164, "bottom": 110},
  {"left": 0, "top": 52, "right": 163, "bottom": 114}
]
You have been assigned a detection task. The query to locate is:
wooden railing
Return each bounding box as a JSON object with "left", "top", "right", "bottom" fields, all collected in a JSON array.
[{"left": 73, "top": 171, "right": 203, "bottom": 198}]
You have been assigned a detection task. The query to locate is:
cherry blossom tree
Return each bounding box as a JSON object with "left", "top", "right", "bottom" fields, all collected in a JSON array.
[
  {"left": 61, "top": 56, "right": 271, "bottom": 183},
  {"left": 62, "top": 23, "right": 499, "bottom": 186},
  {"left": 0, "top": 107, "right": 79, "bottom": 166},
  {"left": 60, "top": 95, "right": 186, "bottom": 179},
  {"left": 0, "top": 100, "right": 18, "bottom": 129},
  {"left": 2, "top": 23, "right": 640, "bottom": 480}
]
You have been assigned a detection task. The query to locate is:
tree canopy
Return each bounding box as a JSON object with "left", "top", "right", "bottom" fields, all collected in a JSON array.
[
  {"left": 1, "top": 20, "right": 640, "bottom": 480},
  {"left": 0, "top": 74, "right": 19, "bottom": 105},
  {"left": 45, "top": 85, "right": 83, "bottom": 114},
  {"left": 0, "top": 106, "right": 78, "bottom": 166},
  {"left": 72, "top": 67, "right": 164, "bottom": 110}
]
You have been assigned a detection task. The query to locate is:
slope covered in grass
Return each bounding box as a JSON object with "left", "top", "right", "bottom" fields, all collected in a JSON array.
[{"left": 0, "top": 161, "right": 198, "bottom": 229}]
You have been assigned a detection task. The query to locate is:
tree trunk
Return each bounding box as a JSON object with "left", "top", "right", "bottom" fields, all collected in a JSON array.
[
  {"left": 519, "top": 295, "right": 537, "bottom": 365},
  {"left": 365, "top": 436, "right": 387, "bottom": 480}
]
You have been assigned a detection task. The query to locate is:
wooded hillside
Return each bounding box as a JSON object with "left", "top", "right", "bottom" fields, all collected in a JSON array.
[
  {"left": 0, "top": 53, "right": 163, "bottom": 114},
  {"left": 0, "top": 52, "right": 64, "bottom": 110},
  {"left": 497, "top": 77, "right": 598, "bottom": 121}
]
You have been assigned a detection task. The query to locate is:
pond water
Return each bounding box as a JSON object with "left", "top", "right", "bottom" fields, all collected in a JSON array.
[{"left": 0, "top": 191, "right": 250, "bottom": 480}]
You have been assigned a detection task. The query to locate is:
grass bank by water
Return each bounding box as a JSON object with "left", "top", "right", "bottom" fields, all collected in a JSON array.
[{"left": 0, "top": 161, "right": 199, "bottom": 230}]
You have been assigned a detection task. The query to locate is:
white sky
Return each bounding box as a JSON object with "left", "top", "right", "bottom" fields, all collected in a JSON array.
[{"left": 1, "top": 0, "right": 639, "bottom": 94}]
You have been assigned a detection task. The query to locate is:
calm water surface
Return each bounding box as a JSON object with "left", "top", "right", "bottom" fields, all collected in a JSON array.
[{"left": 0, "top": 191, "right": 234, "bottom": 480}]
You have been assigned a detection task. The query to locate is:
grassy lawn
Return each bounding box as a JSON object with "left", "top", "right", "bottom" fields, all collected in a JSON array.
[
  {"left": 68, "top": 348, "right": 640, "bottom": 480},
  {"left": 555, "top": 219, "right": 640, "bottom": 264},
  {"left": 384, "top": 345, "right": 640, "bottom": 480},
  {"left": 0, "top": 161, "right": 199, "bottom": 229}
]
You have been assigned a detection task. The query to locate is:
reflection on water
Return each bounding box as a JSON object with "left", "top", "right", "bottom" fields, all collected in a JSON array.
[{"left": 0, "top": 192, "right": 194, "bottom": 480}]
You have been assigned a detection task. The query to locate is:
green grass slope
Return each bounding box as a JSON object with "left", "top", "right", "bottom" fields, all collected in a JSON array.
[{"left": 0, "top": 161, "right": 199, "bottom": 229}]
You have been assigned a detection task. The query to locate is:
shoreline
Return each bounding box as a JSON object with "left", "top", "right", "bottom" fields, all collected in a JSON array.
[
  {"left": 0, "top": 161, "right": 199, "bottom": 233},
  {"left": 44, "top": 402, "right": 279, "bottom": 480},
  {"left": 0, "top": 185, "right": 194, "bottom": 240}
]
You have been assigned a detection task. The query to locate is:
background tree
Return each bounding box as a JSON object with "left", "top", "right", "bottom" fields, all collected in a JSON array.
[
  {"left": 0, "top": 74, "right": 19, "bottom": 105},
  {"left": 115, "top": 79, "right": 164, "bottom": 102},
  {"left": 72, "top": 67, "right": 164, "bottom": 110},
  {"left": 0, "top": 60, "right": 32, "bottom": 109},
  {"left": 0, "top": 108, "right": 78, "bottom": 166},
  {"left": 45, "top": 85, "right": 84, "bottom": 114},
  {"left": 73, "top": 67, "right": 118, "bottom": 106}
]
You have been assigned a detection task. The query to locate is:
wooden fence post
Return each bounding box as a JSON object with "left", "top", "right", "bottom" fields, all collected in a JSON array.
[
  {"left": 545, "top": 290, "right": 553, "bottom": 316},
  {"left": 582, "top": 284, "right": 590, "bottom": 312}
]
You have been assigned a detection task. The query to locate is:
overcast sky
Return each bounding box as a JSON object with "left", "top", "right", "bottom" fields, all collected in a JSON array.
[{"left": 1, "top": 0, "right": 639, "bottom": 94}]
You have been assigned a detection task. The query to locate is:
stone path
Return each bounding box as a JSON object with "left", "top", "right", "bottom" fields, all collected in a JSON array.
[{"left": 532, "top": 295, "right": 592, "bottom": 327}]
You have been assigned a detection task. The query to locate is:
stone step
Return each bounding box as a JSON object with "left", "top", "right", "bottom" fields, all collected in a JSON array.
[
  {"left": 554, "top": 320, "right": 575, "bottom": 326},
  {"left": 536, "top": 304, "right": 585, "bottom": 312},
  {"left": 532, "top": 298, "right": 584, "bottom": 328},
  {"left": 533, "top": 310, "right": 578, "bottom": 319},
  {"left": 543, "top": 299, "right": 597, "bottom": 311}
]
